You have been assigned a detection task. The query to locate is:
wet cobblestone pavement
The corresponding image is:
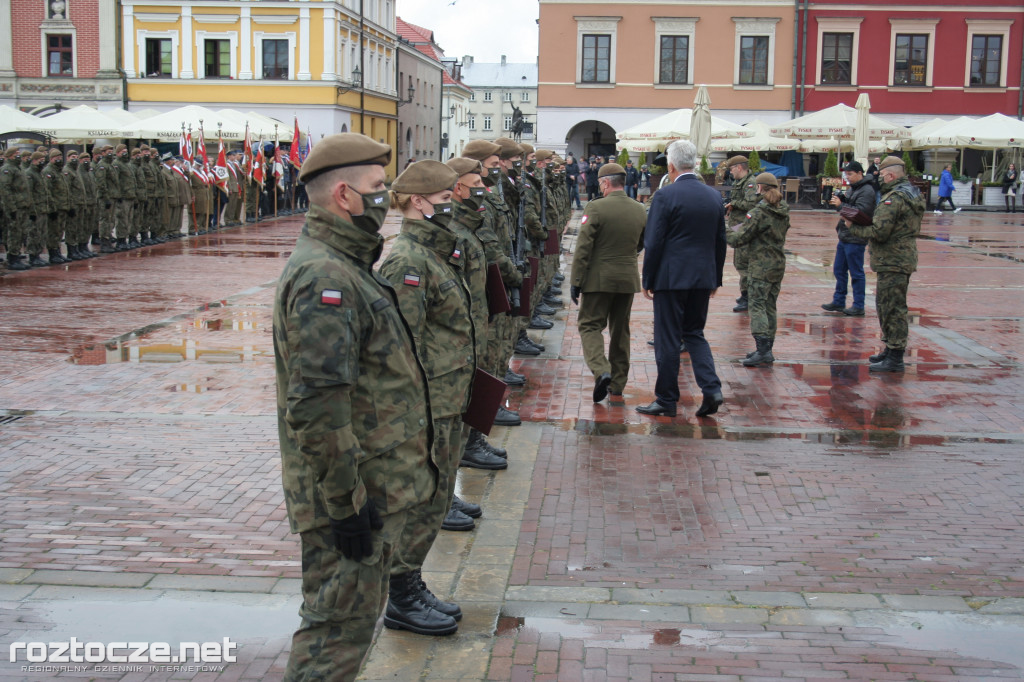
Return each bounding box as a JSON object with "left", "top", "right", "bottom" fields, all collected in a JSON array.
[{"left": 1, "top": 207, "right": 1022, "bottom": 681}]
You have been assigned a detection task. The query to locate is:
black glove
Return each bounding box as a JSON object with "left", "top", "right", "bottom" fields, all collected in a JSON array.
[
  {"left": 516, "top": 261, "right": 528, "bottom": 274},
  {"left": 29, "top": 215, "right": 36, "bottom": 222},
  {"left": 105, "top": 202, "right": 112, "bottom": 209},
  {"left": 48, "top": 212, "right": 57, "bottom": 220},
  {"left": 329, "top": 499, "right": 383, "bottom": 561},
  {"left": 570, "top": 285, "right": 581, "bottom": 305},
  {"left": 68, "top": 208, "right": 77, "bottom": 218}
]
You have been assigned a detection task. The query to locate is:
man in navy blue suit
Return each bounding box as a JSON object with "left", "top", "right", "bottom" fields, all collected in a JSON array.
[{"left": 637, "top": 140, "right": 727, "bottom": 418}]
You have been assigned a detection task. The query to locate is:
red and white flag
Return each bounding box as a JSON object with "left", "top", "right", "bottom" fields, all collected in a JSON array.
[
  {"left": 195, "top": 126, "right": 209, "bottom": 167},
  {"left": 252, "top": 136, "right": 265, "bottom": 185},
  {"left": 179, "top": 130, "right": 193, "bottom": 163},
  {"left": 273, "top": 135, "right": 283, "bottom": 180},
  {"left": 213, "top": 135, "right": 229, "bottom": 195},
  {"left": 243, "top": 123, "right": 253, "bottom": 178},
  {"left": 289, "top": 117, "right": 302, "bottom": 169}
]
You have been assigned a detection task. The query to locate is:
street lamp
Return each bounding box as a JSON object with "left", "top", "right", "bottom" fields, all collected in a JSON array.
[
  {"left": 397, "top": 83, "right": 415, "bottom": 107},
  {"left": 337, "top": 65, "right": 362, "bottom": 95}
]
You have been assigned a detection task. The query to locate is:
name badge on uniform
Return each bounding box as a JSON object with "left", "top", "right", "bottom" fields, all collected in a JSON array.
[
  {"left": 321, "top": 289, "right": 342, "bottom": 306},
  {"left": 403, "top": 273, "right": 421, "bottom": 287}
]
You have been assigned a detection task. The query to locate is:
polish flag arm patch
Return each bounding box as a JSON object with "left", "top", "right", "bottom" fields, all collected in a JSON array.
[
  {"left": 452, "top": 249, "right": 462, "bottom": 259},
  {"left": 581, "top": 215, "right": 589, "bottom": 224},
  {"left": 321, "top": 289, "right": 342, "bottom": 306},
  {"left": 403, "top": 274, "right": 421, "bottom": 287}
]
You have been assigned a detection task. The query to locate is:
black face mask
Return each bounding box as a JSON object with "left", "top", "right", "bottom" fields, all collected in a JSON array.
[
  {"left": 463, "top": 186, "right": 487, "bottom": 211},
  {"left": 350, "top": 189, "right": 390, "bottom": 234},
  {"left": 425, "top": 201, "right": 452, "bottom": 228},
  {"left": 482, "top": 167, "right": 501, "bottom": 187}
]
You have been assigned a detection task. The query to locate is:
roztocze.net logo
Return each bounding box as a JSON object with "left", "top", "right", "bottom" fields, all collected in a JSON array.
[{"left": 10, "top": 638, "right": 237, "bottom": 664}]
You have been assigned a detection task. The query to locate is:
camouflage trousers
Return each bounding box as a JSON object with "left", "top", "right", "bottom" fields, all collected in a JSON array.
[
  {"left": 391, "top": 415, "right": 462, "bottom": 574},
  {"left": 114, "top": 200, "right": 132, "bottom": 239},
  {"left": 97, "top": 202, "right": 114, "bottom": 240},
  {"left": 26, "top": 214, "right": 46, "bottom": 255},
  {"left": 47, "top": 210, "right": 67, "bottom": 250},
  {"left": 285, "top": 511, "right": 408, "bottom": 682},
  {"left": 5, "top": 212, "right": 26, "bottom": 255},
  {"left": 578, "top": 291, "right": 634, "bottom": 393},
  {"left": 748, "top": 277, "right": 782, "bottom": 339},
  {"left": 733, "top": 245, "right": 749, "bottom": 296},
  {"left": 876, "top": 271, "right": 911, "bottom": 350}
]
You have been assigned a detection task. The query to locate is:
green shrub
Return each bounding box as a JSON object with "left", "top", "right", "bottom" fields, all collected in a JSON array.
[
  {"left": 748, "top": 150, "right": 762, "bottom": 174},
  {"left": 616, "top": 149, "right": 630, "bottom": 166},
  {"left": 822, "top": 149, "right": 839, "bottom": 177}
]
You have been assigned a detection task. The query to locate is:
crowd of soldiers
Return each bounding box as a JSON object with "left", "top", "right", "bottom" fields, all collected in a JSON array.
[{"left": 0, "top": 143, "right": 303, "bottom": 272}]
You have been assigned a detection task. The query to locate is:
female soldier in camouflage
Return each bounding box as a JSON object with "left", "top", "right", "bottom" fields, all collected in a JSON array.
[{"left": 728, "top": 172, "right": 790, "bottom": 367}]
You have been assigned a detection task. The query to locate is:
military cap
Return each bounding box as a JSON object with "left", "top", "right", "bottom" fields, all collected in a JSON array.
[
  {"left": 552, "top": 154, "right": 564, "bottom": 164},
  {"left": 48, "top": 149, "right": 63, "bottom": 159},
  {"left": 298, "top": 132, "right": 391, "bottom": 183},
  {"left": 161, "top": 151, "right": 173, "bottom": 161},
  {"left": 139, "top": 144, "right": 150, "bottom": 151},
  {"left": 36, "top": 146, "right": 48, "bottom": 153},
  {"left": 494, "top": 137, "right": 522, "bottom": 160},
  {"left": 20, "top": 150, "right": 32, "bottom": 158},
  {"left": 598, "top": 162, "right": 626, "bottom": 178},
  {"left": 130, "top": 147, "right": 142, "bottom": 155},
  {"left": 79, "top": 152, "right": 91, "bottom": 160},
  {"left": 115, "top": 144, "right": 127, "bottom": 153},
  {"left": 754, "top": 172, "right": 778, "bottom": 187},
  {"left": 726, "top": 155, "right": 749, "bottom": 168},
  {"left": 30, "top": 151, "right": 47, "bottom": 162},
  {"left": 878, "top": 155, "right": 905, "bottom": 170},
  {"left": 66, "top": 149, "right": 79, "bottom": 157},
  {"left": 535, "top": 149, "right": 554, "bottom": 162},
  {"left": 462, "top": 139, "right": 501, "bottom": 161},
  {"left": 519, "top": 143, "right": 535, "bottom": 156},
  {"left": 392, "top": 159, "right": 458, "bottom": 194},
  {"left": 446, "top": 157, "right": 482, "bottom": 177},
  {"left": 4, "top": 147, "right": 20, "bottom": 158}
]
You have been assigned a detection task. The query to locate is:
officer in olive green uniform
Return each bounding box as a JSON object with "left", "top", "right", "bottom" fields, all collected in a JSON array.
[
  {"left": 377, "top": 161, "right": 477, "bottom": 638},
  {"left": 446, "top": 156, "right": 508, "bottom": 476},
  {"left": 724, "top": 156, "right": 759, "bottom": 313},
  {"left": 728, "top": 172, "right": 790, "bottom": 367},
  {"left": 570, "top": 162, "right": 647, "bottom": 401},
  {"left": 845, "top": 156, "right": 925, "bottom": 373},
  {"left": 22, "top": 152, "right": 51, "bottom": 266},
  {"left": 189, "top": 163, "right": 209, "bottom": 234},
  {"left": 93, "top": 146, "right": 115, "bottom": 252},
  {"left": 42, "top": 149, "right": 71, "bottom": 264},
  {"left": 77, "top": 152, "right": 99, "bottom": 257},
  {"left": 62, "top": 150, "right": 88, "bottom": 260},
  {"left": 275, "top": 134, "right": 436, "bottom": 682},
  {"left": 2, "top": 147, "right": 31, "bottom": 270},
  {"left": 128, "top": 147, "right": 147, "bottom": 247}
]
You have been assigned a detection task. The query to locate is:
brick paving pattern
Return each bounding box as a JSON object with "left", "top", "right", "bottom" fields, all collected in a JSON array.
[{"left": 1, "top": 207, "right": 1022, "bottom": 680}]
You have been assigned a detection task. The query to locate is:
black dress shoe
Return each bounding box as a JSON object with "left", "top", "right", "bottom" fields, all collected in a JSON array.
[
  {"left": 440, "top": 507, "right": 476, "bottom": 531},
  {"left": 695, "top": 392, "right": 724, "bottom": 417},
  {"left": 821, "top": 302, "right": 844, "bottom": 312},
  {"left": 451, "top": 495, "right": 482, "bottom": 518},
  {"left": 529, "top": 315, "right": 554, "bottom": 329},
  {"left": 635, "top": 401, "right": 676, "bottom": 417},
  {"left": 493, "top": 406, "right": 522, "bottom": 426},
  {"left": 503, "top": 369, "right": 526, "bottom": 386},
  {"left": 514, "top": 338, "right": 541, "bottom": 356},
  {"left": 843, "top": 307, "right": 864, "bottom": 316},
  {"left": 593, "top": 372, "right": 612, "bottom": 402}
]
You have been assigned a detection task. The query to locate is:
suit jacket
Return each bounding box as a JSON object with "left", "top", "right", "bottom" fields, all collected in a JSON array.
[
  {"left": 571, "top": 190, "right": 646, "bottom": 293},
  {"left": 642, "top": 173, "right": 727, "bottom": 291}
]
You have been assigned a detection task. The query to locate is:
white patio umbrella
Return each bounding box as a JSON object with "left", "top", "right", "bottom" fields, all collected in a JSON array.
[
  {"left": 215, "top": 109, "right": 291, "bottom": 142},
  {"left": 616, "top": 108, "right": 751, "bottom": 152},
  {"left": 0, "top": 105, "right": 46, "bottom": 136},
  {"left": 798, "top": 138, "right": 890, "bottom": 154},
  {"left": 853, "top": 93, "right": 871, "bottom": 166},
  {"left": 708, "top": 120, "right": 802, "bottom": 153},
  {"left": 32, "top": 105, "right": 134, "bottom": 141},
  {"left": 911, "top": 113, "right": 1024, "bottom": 149},
  {"left": 771, "top": 103, "right": 910, "bottom": 141},
  {"left": 689, "top": 85, "right": 713, "bottom": 160},
  {"left": 122, "top": 105, "right": 249, "bottom": 142}
]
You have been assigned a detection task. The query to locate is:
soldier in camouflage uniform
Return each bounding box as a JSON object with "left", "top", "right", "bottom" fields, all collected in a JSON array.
[
  {"left": 724, "top": 156, "right": 759, "bottom": 313},
  {"left": 93, "top": 146, "right": 116, "bottom": 252},
  {"left": 446, "top": 156, "right": 508, "bottom": 486},
  {"left": 42, "top": 149, "right": 71, "bottom": 264},
  {"left": 274, "top": 134, "right": 436, "bottom": 682},
  {"left": 62, "top": 150, "right": 89, "bottom": 260},
  {"left": 728, "top": 172, "right": 790, "bottom": 367},
  {"left": 128, "top": 147, "right": 147, "bottom": 247},
  {"left": 77, "top": 152, "right": 99, "bottom": 257},
  {"left": 22, "top": 152, "right": 51, "bottom": 267},
  {"left": 377, "top": 161, "right": 477, "bottom": 638},
  {"left": 2, "top": 147, "right": 31, "bottom": 270},
  {"left": 845, "top": 156, "right": 925, "bottom": 373}
]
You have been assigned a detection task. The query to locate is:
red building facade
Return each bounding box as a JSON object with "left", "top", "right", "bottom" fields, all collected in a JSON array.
[{"left": 798, "top": 0, "right": 1022, "bottom": 124}]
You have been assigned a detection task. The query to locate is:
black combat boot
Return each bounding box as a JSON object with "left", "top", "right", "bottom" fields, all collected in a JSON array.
[
  {"left": 79, "top": 243, "right": 95, "bottom": 258},
  {"left": 869, "top": 347, "right": 905, "bottom": 373},
  {"left": 528, "top": 315, "right": 553, "bottom": 329},
  {"left": 115, "top": 238, "right": 129, "bottom": 252},
  {"left": 441, "top": 506, "right": 476, "bottom": 531},
  {"left": 742, "top": 336, "right": 774, "bottom": 367},
  {"left": 460, "top": 436, "right": 508, "bottom": 470},
  {"left": 28, "top": 253, "right": 47, "bottom": 267},
  {"left": 67, "top": 244, "right": 84, "bottom": 261},
  {"left": 541, "top": 293, "right": 563, "bottom": 307},
  {"left": 493, "top": 405, "right": 521, "bottom": 427},
  {"left": 383, "top": 572, "right": 458, "bottom": 636},
  {"left": 451, "top": 495, "right": 483, "bottom": 518},
  {"left": 514, "top": 336, "right": 541, "bottom": 356},
  {"left": 7, "top": 254, "right": 30, "bottom": 271},
  {"left": 409, "top": 569, "right": 462, "bottom": 620},
  {"left": 101, "top": 239, "right": 116, "bottom": 254},
  {"left": 733, "top": 295, "right": 748, "bottom": 313},
  {"left": 503, "top": 368, "right": 526, "bottom": 386},
  {"left": 535, "top": 303, "right": 556, "bottom": 316},
  {"left": 47, "top": 248, "right": 66, "bottom": 265},
  {"left": 470, "top": 427, "right": 507, "bottom": 458},
  {"left": 869, "top": 346, "right": 889, "bottom": 363}
]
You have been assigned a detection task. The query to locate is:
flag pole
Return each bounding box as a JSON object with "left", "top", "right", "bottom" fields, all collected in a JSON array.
[
  {"left": 186, "top": 123, "right": 197, "bottom": 235},
  {"left": 241, "top": 121, "right": 248, "bottom": 224},
  {"left": 274, "top": 123, "right": 279, "bottom": 218}
]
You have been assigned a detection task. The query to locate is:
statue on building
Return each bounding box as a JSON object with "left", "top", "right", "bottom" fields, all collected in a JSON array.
[{"left": 511, "top": 105, "right": 524, "bottom": 143}]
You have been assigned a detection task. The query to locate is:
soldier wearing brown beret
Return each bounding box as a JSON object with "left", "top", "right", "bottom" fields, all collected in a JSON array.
[
  {"left": 274, "top": 133, "right": 435, "bottom": 681},
  {"left": 725, "top": 154, "right": 758, "bottom": 313}
]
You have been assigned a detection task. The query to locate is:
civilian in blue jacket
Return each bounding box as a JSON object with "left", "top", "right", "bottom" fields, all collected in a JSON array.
[
  {"left": 637, "top": 140, "right": 727, "bottom": 419},
  {"left": 935, "top": 164, "right": 960, "bottom": 213}
]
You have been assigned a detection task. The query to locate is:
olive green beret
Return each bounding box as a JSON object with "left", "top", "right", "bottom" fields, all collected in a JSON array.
[
  {"left": 461, "top": 139, "right": 501, "bottom": 162},
  {"left": 726, "top": 155, "right": 749, "bottom": 168},
  {"left": 115, "top": 144, "right": 127, "bottom": 153},
  {"left": 754, "top": 172, "right": 778, "bottom": 187},
  {"left": 30, "top": 152, "right": 47, "bottom": 162},
  {"left": 139, "top": 144, "right": 150, "bottom": 151},
  {"left": 66, "top": 149, "right": 79, "bottom": 157},
  {"left": 392, "top": 159, "right": 458, "bottom": 194},
  {"left": 598, "top": 162, "right": 626, "bottom": 178},
  {"left": 494, "top": 137, "right": 523, "bottom": 160},
  {"left": 48, "top": 149, "right": 62, "bottom": 158},
  {"left": 79, "top": 152, "right": 91, "bottom": 160},
  {"left": 4, "top": 147, "right": 20, "bottom": 158},
  {"left": 299, "top": 133, "right": 392, "bottom": 183},
  {"left": 878, "top": 155, "right": 905, "bottom": 170},
  {"left": 446, "top": 157, "right": 482, "bottom": 177},
  {"left": 535, "top": 149, "right": 554, "bottom": 162},
  {"left": 519, "top": 143, "right": 535, "bottom": 156}
]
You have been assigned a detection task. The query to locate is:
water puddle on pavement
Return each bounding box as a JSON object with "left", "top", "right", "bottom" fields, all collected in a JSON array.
[
  {"left": 495, "top": 616, "right": 721, "bottom": 650},
  {"left": 71, "top": 340, "right": 269, "bottom": 365}
]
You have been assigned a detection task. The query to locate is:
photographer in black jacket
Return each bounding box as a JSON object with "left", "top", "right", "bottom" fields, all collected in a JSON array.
[{"left": 821, "top": 161, "right": 876, "bottom": 317}]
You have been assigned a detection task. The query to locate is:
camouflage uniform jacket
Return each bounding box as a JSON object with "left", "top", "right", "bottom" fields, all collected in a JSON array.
[
  {"left": 483, "top": 183, "right": 522, "bottom": 287},
  {"left": 273, "top": 204, "right": 436, "bottom": 533},
  {"left": 78, "top": 162, "right": 98, "bottom": 207},
  {"left": 26, "top": 164, "right": 53, "bottom": 215},
  {"left": 726, "top": 172, "right": 759, "bottom": 230},
  {"left": 130, "top": 158, "right": 147, "bottom": 201},
  {"left": 379, "top": 218, "right": 476, "bottom": 419},
  {"left": 1, "top": 160, "right": 29, "bottom": 213},
  {"left": 449, "top": 200, "right": 491, "bottom": 365},
  {"left": 729, "top": 198, "right": 790, "bottom": 283},
  {"left": 140, "top": 158, "right": 158, "bottom": 199},
  {"left": 42, "top": 162, "right": 70, "bottom": 212},
  {"left": 114, "top": 156, "right": 136, "bottom": 201},
  {"left": 63, "top": 161, "right": 86, "bottom": 211},
  {"left": 158, "top": 166, "right": 175, "bottom": 204},
  {"left": 93, "top": 157, "right": 115, "bottom": 204},
  {"left": 847, "top": 178, "right": 924, "bottom": 275},
  {"left": 521, "top": 171, "right": 548, "bottom": 242}
]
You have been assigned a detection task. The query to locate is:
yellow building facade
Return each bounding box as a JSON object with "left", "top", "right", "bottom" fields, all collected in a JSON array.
[{"left": 123, "top": 0, "right": 401, "bottom": 177}]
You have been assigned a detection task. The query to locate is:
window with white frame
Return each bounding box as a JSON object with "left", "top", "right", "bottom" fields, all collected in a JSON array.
[
  {"left": 887, "top": 19, "right": 937, "bottom": 88},
  {"left": 503, "top": 91, "right": 512, "bottom": 102},
  {"left": 521, "top": 91, "right": 529, "bottom": 102},
  {"left": 145, "top": 38, "right": 172, "bottom": 77},
  {"left": 652, "top": 17, "right": 696, "bottom": 87},
  {"left": 503, "top": 116, "right": 512, "bottom": 131},
  {"left": 469, "top": 92, "right": 475, "bottom": 101},
  {"left": 47, "top": 34, "right": 73, "bottom": 77},
  {"left": 468, "top": 115, "right": 476, "bottom": 131},
  {"left": 732, "top": 17, "right": 779, "bottom": 87},
  {"left": 483, "top": 115, "right": 492, "bottom": 131},
  {"left": 483, "top": 91, "right": 492, "bottom": 101},
  {"left": 965, "top": 19, "right": 1011, "bottom": 88},
  {"left": 262, "top": 39, "right": 289, "bottom": 79},
  {"left": 575, "top": 16, "right": 620, "bottom": 86},
  {"left": 815, "top": 18, "right": 862, "bottom": 86}
]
